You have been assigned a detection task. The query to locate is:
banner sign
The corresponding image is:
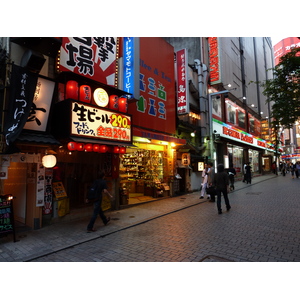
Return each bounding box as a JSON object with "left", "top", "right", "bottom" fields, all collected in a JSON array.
[
  {"left": 123, "top": 37, "right": 134, "bottom": 96},
  {"left": 176, "top": 48, "right": 189, "bottom": 115},
  {"left": 24, "top": 77, "right": 55, "bottom": 131},
  {"left": 4, "top": 64, "right": 38, "bottom": 145},
  {"left": 59, "top": 37, "right": 118, "bottom": 86},
  {"left": 208, "top": 37, "right": 221, "bottom": 84},
  {"left": 71, "top": 101, "right": 132, "bottom": 142}
]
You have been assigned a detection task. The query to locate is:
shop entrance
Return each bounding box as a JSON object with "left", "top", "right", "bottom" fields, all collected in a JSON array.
[{"left": 120, "top": 147, "right": 170, "bottom": 205}]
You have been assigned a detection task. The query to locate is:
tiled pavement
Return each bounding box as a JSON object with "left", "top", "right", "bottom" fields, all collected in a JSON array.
[{"left": 0, "top": 174, "right": 294, "bottom": 262}]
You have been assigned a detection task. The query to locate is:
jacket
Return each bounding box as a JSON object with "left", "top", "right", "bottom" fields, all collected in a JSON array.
[{"left": 213, "top": 171, "right": 229, "bottom": 190}]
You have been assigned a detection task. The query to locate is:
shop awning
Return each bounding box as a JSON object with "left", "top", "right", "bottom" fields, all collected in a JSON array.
[
  {"left": 17, "top": 131, "right": 61, "bottom": 145},
  {"left": 70, "top": 137, "right": 136, "bottom": 148},
  {"left": 133, "top": 127, "right": 186, "bottom": 145}
]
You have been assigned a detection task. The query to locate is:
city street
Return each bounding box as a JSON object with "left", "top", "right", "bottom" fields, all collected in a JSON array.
[{"left": 27, "top": 174, "right": 300, "bottom": 263}]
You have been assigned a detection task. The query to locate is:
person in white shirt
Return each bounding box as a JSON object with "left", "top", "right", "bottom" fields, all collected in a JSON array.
[{"left": 199, "top": 164, "right": 208, "bottom": 199}]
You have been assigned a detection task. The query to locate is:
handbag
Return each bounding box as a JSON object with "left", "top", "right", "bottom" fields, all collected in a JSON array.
[{"left": 206, "top": 186, "right": 216, "bottom": 195}]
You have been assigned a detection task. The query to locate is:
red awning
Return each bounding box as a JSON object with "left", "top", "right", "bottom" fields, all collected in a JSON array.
[{"left": 133, "top": 127, "right": 186, "bottom": 145}]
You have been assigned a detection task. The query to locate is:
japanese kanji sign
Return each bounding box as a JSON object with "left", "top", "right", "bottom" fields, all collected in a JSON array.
[
  {"left": 71, "top": 101, "right": 132, "bottom": 142},
  {"left": 176, "top": 48, "right": 189, "bottom": 115},
  {"left": 59, "top": 37, "right": 118, "bottom": 86},
  {"left": 4, "top": 64, "right": 38, "bottom": 145}
]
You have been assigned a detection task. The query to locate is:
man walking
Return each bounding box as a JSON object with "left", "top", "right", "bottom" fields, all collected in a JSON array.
[
  {"left": 86, "top": 171, "right": 113, "bottom": 232},
  {"left": 206, "top": 162, "right": 215, "bottom": 202}
]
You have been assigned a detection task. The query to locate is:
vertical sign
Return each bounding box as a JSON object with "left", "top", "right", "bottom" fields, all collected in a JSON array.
[
  {"left": 0, "top": 196, "right": 16, "bottom": 242},
  {"left": 176, "top": 49, "right": 189, "bottom": 115},
  {"left": 36, "top": 163, "right": 45, "bottom": 207},
  {"left": 123, "top": 37, "right": 134, "bottom": 97},
  {"left": 208, "top": 37, "right": 221, "bottom": 84}
]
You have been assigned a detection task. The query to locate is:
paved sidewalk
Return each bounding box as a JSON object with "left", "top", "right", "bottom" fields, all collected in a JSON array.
[{"left": 0, "top": 173, "right": 277, "bottom": 262}]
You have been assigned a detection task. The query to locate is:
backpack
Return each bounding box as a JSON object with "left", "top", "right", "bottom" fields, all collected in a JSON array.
[{"left": 87, "top": 180, "right": 100, "bottom": 200}]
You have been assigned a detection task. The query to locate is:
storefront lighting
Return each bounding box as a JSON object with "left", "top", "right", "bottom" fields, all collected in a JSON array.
[
  {"left": 79, "top": 85, "right": 91, "bottom": 103},
  {"left": 109, "top": 95, "right": 119, "bottom": 110},
  {"left": 99, "top": 145, "right": 109, "bottom": 153},
  {"left": 76, "top": 143, "right": 85, "bottom": 151},
  {"left": 93, "top": 88, "right": 109, "bottom": 107},
  {"left": 84, "top": 144, "right": 93, "bottom": 152},
  {"left": 113, "top": 146, "right": 120, "bottom": 153},
  {"left": 93, "top": 144, "right": 100, "bottom": 152},
  {"left": 119, "top": 147, "right": 126, "bottom": 154},
  {"left": 171, "top": 142, "right": 176, "bottom": 147},
  {"left": 42, "top": 154, "right": 57, "bottom": 168},
  {"left": 191, "top": 132, "right": 195, "bottom": 137},
  {"left": 118, "top": 97, "right": 128, "bottom": 113},
  {"left": 67, "top": 142, "right": 77, "bottom": 151}
]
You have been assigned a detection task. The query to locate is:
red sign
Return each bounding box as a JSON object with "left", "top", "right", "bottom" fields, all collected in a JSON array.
[
  {"left": 59, "top": 37, "right": 118, "bottom": 86},
  {"left": 176, "top": 49, "right": 189, "bottom": 114},
  {"left": 273, "top": 37, "right": 300, "bottom": 65},
  {"left": 208, "top": 37, "right": 221, "bottom": 84},
  {"left": 128, "top": 37, "right": 176, "bottom": 134}
]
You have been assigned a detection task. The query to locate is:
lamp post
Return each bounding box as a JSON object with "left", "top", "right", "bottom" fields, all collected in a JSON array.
[{"left": 208, "top": 90, "right": 230, "bottom": 167}]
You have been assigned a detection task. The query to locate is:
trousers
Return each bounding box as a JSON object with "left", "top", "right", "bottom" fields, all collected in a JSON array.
[
  {"left": 216, "top": 188, "right": 230, "bottom": 212},
  {"left": 87, "top": 199, "right": 108, "bottom": 230}
]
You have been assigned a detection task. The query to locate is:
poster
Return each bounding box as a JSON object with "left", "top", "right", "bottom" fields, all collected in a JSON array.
[{"left": 36, "top": 163, "right": 45, "bottom": 207}]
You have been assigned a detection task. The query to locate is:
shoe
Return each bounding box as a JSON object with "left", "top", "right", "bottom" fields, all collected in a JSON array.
[
  {"left": 209, "top": 200, "right": 215, "bottom": 202},
  {"left": 207, "top": 196, "right": 210, "bottom": 200},
  {"left": 104, "top": 217, "right": 111, "bottom": 226},
  {"left": 87, "top": 228, "right": 96, "bottom": 233},
  {"left": 227, "top": 206, "right": 231, "bottom": 211},
  {"left": 199, "top": 196, "right": 204, "bottom": 199},
  {"left": 218, "top": 210, "right": 222, "bottom": 214}
]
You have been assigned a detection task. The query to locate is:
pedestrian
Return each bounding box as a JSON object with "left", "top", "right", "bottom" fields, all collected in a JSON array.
[
  {"left": 206, "top": 162, "right": 216, "bottom": 202},
  {"left": 245, "top": 162, "right": 252, "bottom": 184},
  {"left": 242, "top": 163, "right": 247, "bottom": 182},
  {"left": 281, "top": 161, "right": 286, "bottom": 176},
  {"left": 213, "top": 164, "right": 231, "bottom": 214},
  {"left": 199, "top": 164, "right": 208, "bottom": 199},
  {"left": 227, "top": 164, "right": 236, "bottom": 191},
  {"left": 296, "top": 161, "right": 300, "bottom": 178},
  {"left": 86, "top": 171, "right": 113, "bottom": 232},
  {"left": 290, "top": 163, "right": 295, "bottom": 179},
  {"left": 271, "top": 161, "right": 277, "bottom": 175}
]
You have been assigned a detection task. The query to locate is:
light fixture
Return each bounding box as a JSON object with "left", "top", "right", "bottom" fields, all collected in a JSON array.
[
  {"left": 224, "top": 83, "right": 232, "bottom": 88},
  {"left": 239, "top": 96, "right": 247, "bottom": 100},
  {"left": 191, "top": 131, "right": 195, "bottom": 137},
  {"left": 42, "top": 154, "right": 57, "bottom": 168},
  {"left": 250, "top": 104, "right": 257, "bottom": 108},
  {"left": 93, "top": 88, "right": 109, "bottom": 107}
]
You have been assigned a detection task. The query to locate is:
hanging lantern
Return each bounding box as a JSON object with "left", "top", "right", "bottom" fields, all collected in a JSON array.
[
  {"left": 79, "top": 85, "right": 92, "bottom": 103},
  {"left": 118, "top": 97, "right": 128, "bottom": 113},
  {"left": 84, "top": 144, "right": 93, "bottom": 152},
  {"left": 66, "top": 80, "right": 79, "bottom": 100},
  {"left": 93, "top": 144, "right": 100, "bottom": 152},
  {"left": 113, "top": 146, "right": 120, "bottom": 153},
  {"left": 119, "top": 147, "right": 126, "bottom": 154},
  {"left": 67, "top": 142, "right": 77, "bottom": 151},
  {"left": 76, "top": 143, "right": 84, "bottom": 151},
  {"left": 99, "top": 145, "right": 108, "bottom": 153},
  {"left": 42, "top": 155, "right": 57, "bottom": 168},
  {"left": 109, "top": 95, "right": 119, "bottom": 110},
  {"left": 93, "top": 88, "right": 109, "bottom": 107}
]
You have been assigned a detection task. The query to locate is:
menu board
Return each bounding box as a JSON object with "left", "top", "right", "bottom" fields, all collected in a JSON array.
[{"left": 0, "top": 196, "right": 16, "bottom": 242}]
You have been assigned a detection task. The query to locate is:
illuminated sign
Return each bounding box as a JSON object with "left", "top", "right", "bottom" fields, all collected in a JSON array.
[
  {"left": 59, "top": 37, "right": 118, "bottom": 86},
  {"left": 71, "top": 101, "right": 131, "bottom": 143},
  {"left": 176, "top": 48, "right": 189, "bottom": 114},
  {"left": 24, "top": 77, "right": 55, "bottom": 132},
  {"left": 208, "top": 37, "right": 221, "bottom": 84},
  {"left": 123, "top": 37, "right": 134, "bottom": 96},
  {"left": 93, "top": 88, "right": 109, "bottom": 107}
]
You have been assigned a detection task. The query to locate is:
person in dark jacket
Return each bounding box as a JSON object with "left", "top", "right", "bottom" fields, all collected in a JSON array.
[
  {"left": 213, "top": 164, "right": 231, "bottom": 214},
  {"left": 227, "top": 164, "right": 236, "bottom": 191},
  {"left": 86, "top": 171, "right": 113, "bottom": 232}
]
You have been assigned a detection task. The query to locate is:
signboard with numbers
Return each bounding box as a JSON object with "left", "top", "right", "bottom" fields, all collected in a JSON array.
[{"left": 0, "top": 196, "right": 16, "bottom": 242}]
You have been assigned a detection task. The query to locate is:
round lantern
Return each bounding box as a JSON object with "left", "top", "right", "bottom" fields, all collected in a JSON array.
[
  {"left": 99, "top": 145, "right": 108, "bottom": 153},
  {"left": 67, "top": 142, "right": 77, "bottom": 151},
  {"left": 113, "top": 146, "right": 120, "bottom": 153},
  {"left": 119, "top": 147, "right": 126, "bottom": 154},
  {"left": 118, "top": 97, "right": 128, "bottom": 113},
  {"left": 93, "top": 144, "right": 100, "bottom": 152},
  {"left": 93, "top": 88, "right": 109, "bottom": 107},
  {"left": 42, "top": 155, "right": 57, "bottom": 168},
  {"left": 66, "top": 80, "right": 79, "bottom": 100},
  {"left": 76, "top": 143, "right": 85, "bottom": 151},
  {"left": 109, "top": 95, "right": 119, "bottom": 110},
  {"left": 79, "top": 85, "right": 92, "bottom": 103},
  {"left": 84, "top": 143, "right": 93, "bottom": 152}
]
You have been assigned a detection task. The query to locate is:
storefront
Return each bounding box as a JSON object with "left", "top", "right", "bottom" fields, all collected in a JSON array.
[{"left": 213, "top": 119, "right": 273, "bottom": 176}]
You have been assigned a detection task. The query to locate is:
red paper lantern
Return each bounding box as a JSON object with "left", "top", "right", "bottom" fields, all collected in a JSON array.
[
  {"left": 67, "top": 142, "right": 77, "bottom": 151},
  {"left": 66, "top": 80, "right": 79, "bottom": 100},
  {"left": 109, "top": 95, "right": 119, "bottom": 110},
  {"left": 118, "top": 97, "right": 127, "bottom": 113},
  {"left": 76, "top": 143, "right": 84, "bottom": 151},
  {"left": 79, "top": 85, "right": 92, "bottom": 103},
  {"left": 119, "top": 147, "right": 126, "bottom": 154},
  {"left": 84, "top": 143, "right": 93, "bottom": 152},
  {"left": 99, "top": 145, "right": 108, "bottom": 153},
  {"left": 93, "top": 144, "right": 100, "bottom": 152},
  {"left": 113, "top": 146, "right": 120, "bottom": 153}
]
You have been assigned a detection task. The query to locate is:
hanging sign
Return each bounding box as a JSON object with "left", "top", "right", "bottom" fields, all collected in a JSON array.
[
  {"left": 71, "top": 101, "right": 132, "bottom": 143},
  {"left": 0, "top": 195, "right": 16, "bottom": 242}
]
